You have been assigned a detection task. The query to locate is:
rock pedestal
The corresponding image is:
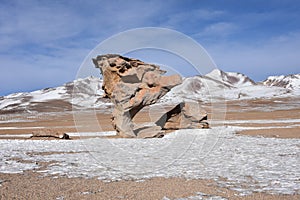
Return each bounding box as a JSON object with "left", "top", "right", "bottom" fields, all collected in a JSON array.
[{"left": 93, "top": 54, "right": 208, "bottom": 138}]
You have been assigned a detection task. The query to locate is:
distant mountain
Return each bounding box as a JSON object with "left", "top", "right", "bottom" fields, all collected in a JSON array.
[
  {"left": 161, "top": 75, "right": 233, "bottom": 103},
  {"left": 0, "top": 70, "right": 299, "bottom": 113},
  {"left": 170, "top": 69, "right": 255, "bottom": 96},
  {"left": 0, "top": 76, "right": 111, "bottom": 114},
  {"left": 161, "top": 69, "right": 297, "bottom": 103},
  {"left": 205, "top": 69, "right": 256, "bottom": 87},
  {"left": 263, "top": 74, "right": 300, "bottom": 90}
]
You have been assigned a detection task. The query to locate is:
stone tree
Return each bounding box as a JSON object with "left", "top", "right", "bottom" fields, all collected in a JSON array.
[{"left": 93, "top": 54, "right": 208, "bottom": 138}]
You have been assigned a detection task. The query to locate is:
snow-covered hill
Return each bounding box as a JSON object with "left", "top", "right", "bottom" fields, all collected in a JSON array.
[
  {"left": 161, "top": 69, "right": 296, "bottom": 103},
  {"left": 160, "top": 75, "right": 233, "bottom": 103},
  {"left": 263, "top": 74, "right": 300, "bottom": 90},
  {"left": 202, "top": 69, "right": 295, "bottom": 100},
  {"left": 0, "top": 70, "right": 299, "bottom": 113},
  {"left": 206, "top": 69, "right": 256, "bottom": 87},
  {"left": 0, "top": 76, "right": 111, "bottom": 114}
]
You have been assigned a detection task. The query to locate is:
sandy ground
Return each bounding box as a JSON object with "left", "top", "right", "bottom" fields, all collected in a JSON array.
[
  {"left": 0, "top": 100, "right": 299, "bottom": 138},
  {"left": 0, "top": 98, "right": 299, "bottom": 199},
  {"left": 236, "top": 127, "right": 300, "bottom": 138},
  {"left": 1, "top": 172, "right": 299, "bottom": 200}
]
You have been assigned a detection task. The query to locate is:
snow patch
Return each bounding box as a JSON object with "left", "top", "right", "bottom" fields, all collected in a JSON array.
[
  {"left": 31, "top": 87, "right": 65, "bottom": 102},
  {"left": 0, "top": 127, "right": 299, "bottom": 195},
  {"left": 0, "top": 134, "right": 33, "bottom": 138},
  {"left": 67, "top": 131, "right": 116, "bottom": 137},
  {"left": 206, "top": 69, "right": 255, "bottom": 87},
  {"left": 263, "top": 73, "right": 300, "bottom": 91},
  {"left": 211, "top": 118, "right": 300, "bottom": 124}
]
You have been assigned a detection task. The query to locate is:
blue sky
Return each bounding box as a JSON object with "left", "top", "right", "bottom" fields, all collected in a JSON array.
[{"left": 1, "top": 0, "right": 300, "bottom": 95}]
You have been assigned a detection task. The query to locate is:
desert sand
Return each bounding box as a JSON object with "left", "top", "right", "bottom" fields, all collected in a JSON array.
[{"left": 1, "top": 173, "right": 299, "bottom": 200}]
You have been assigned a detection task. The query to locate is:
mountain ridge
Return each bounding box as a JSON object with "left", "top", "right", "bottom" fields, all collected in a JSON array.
[
  {"left": 263, "top": 73, "right": 300, "bottom": 90},
  {"left": 1, "top": 70, "right": 299, "bottom": 113}
]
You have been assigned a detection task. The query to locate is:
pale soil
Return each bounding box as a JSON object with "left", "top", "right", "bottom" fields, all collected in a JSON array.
[
  {"left": 0, "top": 99, "right": 299, "bottom": 138},
  {"left": 0, "top": 172, "right": 299, "bottom": 200}
]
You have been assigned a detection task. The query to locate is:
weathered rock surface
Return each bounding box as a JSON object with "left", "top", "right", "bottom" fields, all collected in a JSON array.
[
  {"left": 156, "top": 102, "right": 209, "bottom": 130},
  {"left": 93, "top": 54, "right": 208, "bottom": 138}
]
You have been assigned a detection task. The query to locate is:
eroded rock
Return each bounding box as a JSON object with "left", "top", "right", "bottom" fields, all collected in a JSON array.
[
  {"left": 93, "top": 54, "right": 208, "bottom": 138},
  {"left": 156, "top": 102, "right": 209, "bottom": 130}
]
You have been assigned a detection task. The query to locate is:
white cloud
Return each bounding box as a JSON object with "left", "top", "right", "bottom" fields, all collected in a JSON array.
[
  {"left": 0, "top": 0, "right": 170, "bottom": 94},
  {"left": 0, "top": 1, "right": 83, "bottom": 49},
  {"left": 197, "top": 22, "right": 238, "bottom": 37}
]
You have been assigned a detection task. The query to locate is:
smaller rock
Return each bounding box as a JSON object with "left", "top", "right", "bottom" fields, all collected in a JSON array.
[
  {"left": 31, "top": 129, "right": 70, "bottom": 139},
  {"left": 134, "top": 123, "right": 164, "bottom": 138},
  {"left": 155, "top": 101, "right": 209, "bottom": 130}
]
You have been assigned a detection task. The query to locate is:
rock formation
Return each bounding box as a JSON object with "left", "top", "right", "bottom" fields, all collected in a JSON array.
[
  {"left": 156, "top": 102, "right": 209, "bottom": 130},
  {"left": 93, "top": 54, "right": 208, "bottom": 138}
]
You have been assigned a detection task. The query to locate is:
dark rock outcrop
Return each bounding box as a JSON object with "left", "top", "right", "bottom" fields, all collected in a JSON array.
[{"left": 31, "top": 129, "right": 70, "bottom": 139}]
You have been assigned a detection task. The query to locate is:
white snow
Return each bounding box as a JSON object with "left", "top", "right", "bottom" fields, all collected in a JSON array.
[
  {"left": 0, "top": 127, "right": 299, "bottom": 195},
  {"left": 0, "top": 98, "right": 22, "bottom": 110},
  {"left": 161, "top": 76, "right": 229, "bottom": 104},
  {"left": 1, "top": 72, "right": 299, "bottom": 112},
  {"left": 0, "top": 76, "right": 106, "bottom": 111},
  {"left": 159, "top": 70, "right": 299, "bottom": 104},
  {"left": 226, "top": 72, "right": 254, "bottom": 87},
  {"left": 187, "top": 194, "right": 226, "bottom": 200},
  {"left": 31, "top": 87, "right": 65, "bottom": 102},
  {"left": 211, "top": 118, "right": 300, "bottom": 125},
  {"left": 0, "top": 126, "right": 45, "bottom": 130},
  {"left": 0, "top": 119, "right": 35, "bottom": 123},
  {"left": 0, "top": 134, "right": 33, "bottom": 138},
  {"left": 206, "top": 69, "right": 255, "bottom": 87},
  {"left": 6, "top": 92, "right": 29, "bottom": 98},
  {"left": 223, "top": 124, "right": 300, "bottom": 131},
  {"left": 263, "top": 73, "right": 300, "bottom": 91},
  {"left": 163, "top": 80, "right": 294, "bottom": 104},
  {"left": 225, "top": 85, "right": 292, "bottom": 99},
  {"left": 163, "top": 193, "right": 227, "bottom": 200},
  {"left": 67, "top": 131, "right": 116, "bottom": 137}
]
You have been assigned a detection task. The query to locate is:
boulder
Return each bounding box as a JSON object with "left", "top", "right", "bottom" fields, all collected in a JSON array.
[
  {"left": 93, "top": 54, "right": 208, "bottom": 138},
  {"left": 155, "top": 102, "right": 209, "bottom": 130}
]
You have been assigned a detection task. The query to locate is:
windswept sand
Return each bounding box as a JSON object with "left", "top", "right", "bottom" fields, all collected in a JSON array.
[
  {"left": 236, "top": 127, "right": 300, "bottom": 138},
  {"left": 1, "top": 172, "right": 299, "bottom": 200}
]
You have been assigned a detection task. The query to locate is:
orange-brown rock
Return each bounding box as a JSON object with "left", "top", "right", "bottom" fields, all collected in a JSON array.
[
  {"left": 93, "top": 54, "right": 208, "bottom": 138},
  {"left": 156, "top": 102, "right": 209, "bottom": 130}
]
